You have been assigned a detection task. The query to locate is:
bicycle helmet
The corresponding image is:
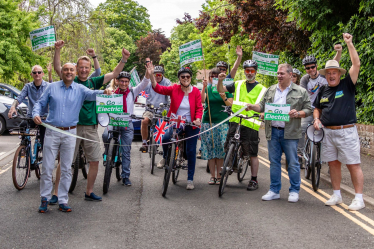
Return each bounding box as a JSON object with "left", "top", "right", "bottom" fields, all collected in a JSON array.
[
  {"left": 292, "top": 68, "right": 301, "bottom": 75},
  {"left": 216, "top": 61, "right": 228, "bottom": 69},
  {"left": 117, "top": 71, "right": 131, "bottom": 80},
  {"left": 177, "top": 67, "right": 193, "bottom": 78},
  {"left": 154, "top": 66, "right": 164, "bottom": 74},
  {"left": 302, "top": 55, "right": 317, "bottom": 66},
  {"left": 243, "top": 60, "right": 258, "bottom": 70}
]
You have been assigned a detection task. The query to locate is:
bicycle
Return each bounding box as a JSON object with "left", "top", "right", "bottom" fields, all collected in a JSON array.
[
  {"left": 136, "top": 102, "right": 169, "bottom": 174},
  {"left": 218, "top": 106, "right": 260, "bottom": 197},
  {"left": 69, "top": 145, "right": 89, "bottom": 193},
  {"left": 161, "top": 116, "right": 194, "bottom": 197},
  {"left": 303, "top": 122, "right": 324, "bottom": 191},
  {"left": 102, "top": 114, "right": 144, "bottom": 194},
  {"left": 11, "top": 116, "right": 44, "bottom": 190}
]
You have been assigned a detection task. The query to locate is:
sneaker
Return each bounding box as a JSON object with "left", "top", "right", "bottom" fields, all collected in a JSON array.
[
  {"left": 196, "top": 151, "right": 201, "bottom": 159},
  {"left": 59, "top": 203, "right": 72, "bottom": 212},
  {"left": 122, "top": 178, "right": 132, "bottom": 186},
  {"left": 49, "top": 195, "right": 58, "bottom": 205},
  {"left": 262, "top": 190, "right": 280, "bottom": 201},
  {"left": 186, "top": 180, "right": 194, "bottom": 190},
  {"left": 39, "top": 197, "right": 48, "bottom": 213},
  {"left": 139, "top": 143, "right": 148, "bottom": 153},
  {"left": 348, "top": 198, "right": 365, "bottom": 211},
  {"left": 208, "top": 177, "right": 216, "bottom": 185},
  {"left": 85, "top": 192, "right": 102, "bottom": 201},
  {"left": 325, "top": 194, "right": 343, "bottom": 206},
  {"left": 157, "top": 158, "right": 165, "bottom": 169},
  {"left": 247, "top": 180, "right": 259, "bottom": 191},
  {"left": 288, "top": 192, "right": 299, "bottom": 203}
]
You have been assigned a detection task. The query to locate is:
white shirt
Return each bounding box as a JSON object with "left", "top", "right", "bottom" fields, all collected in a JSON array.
[
  {"left": 307, "top": 75, "right": 328, "bottom": 107},
  {"left": 176, "top": 96, "right": 191, "bottom": 122},
  {"left": 271, "top": 83, "right": 291, "bottom": 128}
]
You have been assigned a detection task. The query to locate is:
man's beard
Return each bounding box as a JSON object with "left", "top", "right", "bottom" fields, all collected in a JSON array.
[{"left": 246, "top": 75, "right": 256, "bottom": 81}]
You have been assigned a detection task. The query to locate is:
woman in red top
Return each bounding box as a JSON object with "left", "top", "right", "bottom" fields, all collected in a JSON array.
[{"left": 152, "top": 67, "right": 203, "bottom": 190}]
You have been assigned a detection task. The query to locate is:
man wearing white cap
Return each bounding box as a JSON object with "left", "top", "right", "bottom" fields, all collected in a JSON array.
[{"left": 313, "top": 33, "right": 364, "bottom": 211}]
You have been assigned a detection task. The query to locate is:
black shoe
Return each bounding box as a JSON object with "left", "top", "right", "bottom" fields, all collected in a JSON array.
[
  {"left": 139, "top": 143, "right": 148, "bottom": 153},
  {"left": 247, "top": 180, "right": 258, "bottom": 191},
  {"left": 122, "top": 178, "right": 132, "bottom": 186}
]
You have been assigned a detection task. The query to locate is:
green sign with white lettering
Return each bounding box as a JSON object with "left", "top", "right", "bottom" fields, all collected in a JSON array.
[
  {"left": 179, "top": 39, "right": 204, "bottom": 66},
  {"left": 264, "top": 103, "right": 290, "bottom": 121},
  {"left": 252, "top": 51, "right": 279, "bottom": 77},
  {"left": 29, "top": 26, "right": 56, "bottom": 51}
]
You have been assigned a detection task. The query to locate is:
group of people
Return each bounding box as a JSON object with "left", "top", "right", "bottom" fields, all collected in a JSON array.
[{"left": 7, "top": 32, "right": 365, "bottom": 213}]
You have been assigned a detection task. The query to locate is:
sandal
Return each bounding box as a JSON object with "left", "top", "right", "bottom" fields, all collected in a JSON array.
[
  {"left": 208, "top": 177, "right": 216, "bottom": 185},
  {"left": 216, "top": 178, "right": 221, "bottom": 185}
]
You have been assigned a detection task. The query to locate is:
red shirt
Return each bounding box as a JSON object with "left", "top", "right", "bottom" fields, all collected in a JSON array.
[{"left": 153, "top": 83, "right": 203, "bottom": 128}]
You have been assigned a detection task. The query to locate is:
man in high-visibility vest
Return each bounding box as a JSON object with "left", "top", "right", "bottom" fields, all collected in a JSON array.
[{"left": 217, "top": 60, "right": 267, "bottom": 191}]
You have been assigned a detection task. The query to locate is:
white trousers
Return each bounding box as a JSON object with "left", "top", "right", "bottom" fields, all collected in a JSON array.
[{"left": 40, "top": 128, "right": 76, "bottom": 204}]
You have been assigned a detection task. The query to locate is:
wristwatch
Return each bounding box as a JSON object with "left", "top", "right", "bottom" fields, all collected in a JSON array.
[
  {"left": 297, "top": 111, "right": 300, "bottom": 117},
  {"left": 92, "top": 56, "right": 97, "bottom": 59},
  {"left": 121, "top": 59, "right": 127, "bottom": 63},
  {"left": 224, "top": 98, "right": 227, "bottom": 101}
]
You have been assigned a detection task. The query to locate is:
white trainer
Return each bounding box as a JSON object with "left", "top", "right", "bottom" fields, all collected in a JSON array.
[
  {"left": 348, "top": 198, "right": 365, "bottom": 211},
  {"left": 325, "top": 194, "right": 343, "bottom": 206},
  {"left": 262, "top": 190, "right": 280, "bottom": 201},
  {"left": 157, "top": 158, "right": 165, "bottom": 169},
  {"left": 288, "top": 192, "right": 299, "bottom": 203},
  {"left": 186, "top": 180, "right": 194, "bottom": 190}
]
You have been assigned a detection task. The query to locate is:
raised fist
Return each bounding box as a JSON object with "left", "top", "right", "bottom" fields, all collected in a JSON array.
[
  {"left": 343, "top": 33, "right": 353, "bottom": 44},
  {"left": 55, "top": 40, "right": 64, "bottom": 49},
  {"left": 122, "top": 48, "right": 131, "bottom": 60},
  {"left": 86, "top": 48, "right": 96, "bottom": 57}
]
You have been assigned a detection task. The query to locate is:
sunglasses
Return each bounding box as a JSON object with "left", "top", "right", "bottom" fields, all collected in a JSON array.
[
  {"left": 180, "top": 75, "right": 191, "bottom": 80},
  {"left": 245, "top": 69, "right": 256, "bottom": 74},
  {"left": 155, "top": 73, "right": 163, "bottom": 77},
  {"left": 210, "top": 74, "right": 218, "bottom": 78},
  {"left": 219, "top": 68, "right": 227, "bottom": 72},
  {"left": 305, "top": 65, "right": 316, "bottom": 70},
  {"left": 32, "top": 71, "right": 43, "bottom": 74},
  {"left": 145, "top": 61, "right": 151, "bottom": 64}
]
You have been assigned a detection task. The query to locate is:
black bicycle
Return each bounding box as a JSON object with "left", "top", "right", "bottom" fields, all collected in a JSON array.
[
  {"left": 136, "top": 102, "right": 169, "bottom": 174},
  {"left": 69, "top": 145, "right": 89, "bottom": 193},
  {"left": 303, "top": 123, "right": 324, "bottom": 191},
  {"left": 219, "top": 106, "right": 260, "bottom": 197},
  {"left": 161, "top": 117, "right": 194, "bottom": 197},
  {"left": 102, "top": 114, "right": 144, "bottom": 194}
]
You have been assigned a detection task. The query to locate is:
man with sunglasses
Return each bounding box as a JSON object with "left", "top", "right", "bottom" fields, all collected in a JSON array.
[
  {"left": 216, "top": 45, "right": 243, "bottom": 79},
  {"left": 298, "top": 45, "right": 342, "bottom": 165},
  {"left": 53, "top": 40, "right": 131, "bottom": 202},
  {"left": 217, "top": 60, "right": 267, "bottom": 191},
  {"left": 8, "top": 65, "right": 49, "bottom": 147},
  {"left": 139, "top": 65, "right": 171, "bottom": 152}
]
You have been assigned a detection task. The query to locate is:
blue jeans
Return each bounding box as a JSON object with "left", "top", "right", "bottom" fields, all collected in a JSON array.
[
  {"left": 268, "top": 127, "right": 300, "bottom": 194},
  {"left": 120, "top": 123, "right": 134, "bottom": 179},
  {"left": 162, "top": 126, "right": 200, "bottom": 181}
]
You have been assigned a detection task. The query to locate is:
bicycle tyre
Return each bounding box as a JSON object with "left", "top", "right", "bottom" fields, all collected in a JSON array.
[
  {"left": 162, "top": 143, "right": 175, "bottom": 197},
  {"left": 237, "top": 146, "right": 249, "bottom": 182},
  {"left": 305, "top": 140, "right": 312, "bottom": 179},
  {"left": 69, "top": 153, "right": 80, "bottom": 193},
  {"left": 103, "top": 139, "right": 115, "bottom": 194},
  {"left": 34, "top": 145, "right": 42, "bottom": 179},
  {"left": 219, "top": 143, "right": 235, "bottom": 197},
  {"left": 12, "top": 145, "right": 30, "bottom": 190},
  {"left": 311, "top": 143, "right": 321, "bottom": 191},
  {"left": 81, "top": 152, "right": 88, "bottom": 179},
  {"left": 150, "top": 135, "right": 156, "bottom": 174},
  {"left": 116, "top": 166, "right": 121, "bottom": 181}
]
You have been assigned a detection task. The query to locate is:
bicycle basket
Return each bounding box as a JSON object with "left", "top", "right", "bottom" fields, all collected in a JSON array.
[{"left": 306, "top": 125, "right": 324, "bottom": 143}]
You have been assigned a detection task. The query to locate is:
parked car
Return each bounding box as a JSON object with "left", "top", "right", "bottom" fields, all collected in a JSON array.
[
  {"left": 0, "top": 83, "right": 28, "bottom": 105},
  {"left": 0, "top": 95, "right": 28, "bottom": 135}
]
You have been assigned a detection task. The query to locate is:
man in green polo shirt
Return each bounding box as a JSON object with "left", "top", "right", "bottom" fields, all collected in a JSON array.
[{"left": 54, "top": 40, "right": 130, "bottom": 201}]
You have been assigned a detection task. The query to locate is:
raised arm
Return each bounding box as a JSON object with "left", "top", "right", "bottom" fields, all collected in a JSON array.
[
  {"left": 229, "top": 45, "right": 243, "bottom": 79},
  {"left": 201, "top": 79, "right": 208, "bottom": 104},
  {"left": 216, "top": 72, "right": 228, "bottom": 93},
  {"left": 47, "top": 63, "right": 53, "bottom": 83},
  {"left": 333, "top": 43, "right": 342, "bottom": 62},
  {"left": 86, "top": 48, "right": 101, "bottom": 78},
  {"left": 343, "top": 33, "right": 360, "bottom": 84},
  {"left": 53, "top": 40, "right": 64, "bottom": 79},
  {"left": 103, "top": 48, "right": 131, "bottom": 84}
]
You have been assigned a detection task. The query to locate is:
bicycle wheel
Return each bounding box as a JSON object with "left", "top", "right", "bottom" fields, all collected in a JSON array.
[
  {"left": 103, "top": 139, "right": 115, "bottom": 194},
  {"left": 311, "top": 143, "right": 321, "bottom": 191},
  {"left": 12, "top": 145, "right": 30, "bottom": 190},
  {"left": 81, "top": 152, "right": 88, "bottom": 179},
  {"left": 219, "top": 143, "right": 235, "bottom": 197},
  {"left": 172, "top": 143, "right": 181, "bottom": 184},
  {"left": 150, "top": 135, "right": 156, "bottom": 174},
  {"left": 305, "top": 140, "right": 312, "bottom": 179},
  {"left": 237, "top": 146, "right": 249, "bottom": 182},
  {"left": 116, "top": 165, "right": 121, "bottom": 181},
  {"left": 69, "top": 153, "right": 80, "bottom": 193},
  {"left": 34, "top": 145, "right": 42, "bottom": 179},
  {"left": 162, "top": 143, "right": 175, "bottom": 197}
]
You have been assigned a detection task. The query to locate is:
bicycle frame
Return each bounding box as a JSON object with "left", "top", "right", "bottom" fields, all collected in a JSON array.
[{"left": 20, "top": 120, "right": 42, "bottom": 167}]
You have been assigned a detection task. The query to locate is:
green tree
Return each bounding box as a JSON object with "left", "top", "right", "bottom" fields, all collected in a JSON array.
[
  {"left": 0, "top": 0, "right": 44, "bottom": 86},
  {"left": 97, "top": 0, "right": 152, "bottom": 41}
]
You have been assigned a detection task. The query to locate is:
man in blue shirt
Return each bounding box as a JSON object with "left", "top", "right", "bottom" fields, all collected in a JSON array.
[
  {"left": 8, "top": 65, "right": 49, "bottom": 147},
  {"left": 33, "top": 63, "right": 111, "bottom": 213}
]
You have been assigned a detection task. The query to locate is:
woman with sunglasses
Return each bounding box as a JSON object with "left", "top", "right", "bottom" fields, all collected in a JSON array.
[
  {"left": 152, "top": 67, "right": 203, "bottom": 190},
  {"left": 200, "top": 67, "right": 233, "bottom": 185}
]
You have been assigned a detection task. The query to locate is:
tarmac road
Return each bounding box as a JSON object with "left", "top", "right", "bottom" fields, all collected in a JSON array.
[{"left": 1, "top": 128, "right": 374, "bottom": 248}]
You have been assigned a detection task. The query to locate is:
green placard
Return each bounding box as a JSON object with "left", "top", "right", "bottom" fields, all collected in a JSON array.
[
  {"left": 109, "top": 113, "right": 130, "bottom": 127},
  {"left": 252, "top": 51, "right": 279, "bottom": 77},
  {"left": 29, "top": 26, "right": 56, "bottom": 51},
  {"left": 96, "top": 94, "right": 123, "bottom": 113},
  {"left": 264, "top": 103, "right": 290, "bottom": 122},
  {"left": 179, "top": 39, "right": 204, "bottom": 66}
]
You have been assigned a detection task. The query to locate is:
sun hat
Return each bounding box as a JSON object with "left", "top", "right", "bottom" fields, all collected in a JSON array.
[{"left": 319, "top": 60, "right": 346, "bottom": 76}]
